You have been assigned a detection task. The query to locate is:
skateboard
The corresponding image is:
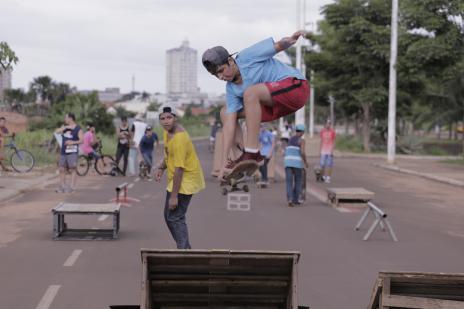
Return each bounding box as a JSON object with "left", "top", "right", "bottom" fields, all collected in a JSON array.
[
  {"left": 220, "top": 161, "right": 258, "bottom": 195},
  {"left": 314, "top": 165, "right": 323, "bottom": 182},
  {"left": 139, "top": 161, "right": 151, "bottom": 179},
  {"left": 299, "top": 168, "right": 307, "bottom": 202}
]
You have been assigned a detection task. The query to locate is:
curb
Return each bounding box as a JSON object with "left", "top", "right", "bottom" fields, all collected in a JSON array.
[{"left": 373, "top": 163, "right": 464, "bottom": 188}]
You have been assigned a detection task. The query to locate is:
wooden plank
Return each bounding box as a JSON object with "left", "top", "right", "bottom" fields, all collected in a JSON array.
[
  {"left": 141, "top": 254, "right": 149, "bottom": 309},
  {"left": 326, "top": 187, "right": 375, "bottom": 200},
  {"left": 53, "top": 203, "right": 120, "bottom": 213},
  {"left": 148, "top": 265, "right": 290, "bottom": 275},
  {"left": 367, "top": 278, "right": 382, "bottom": 309},
  {"left": 381, "top": 277, "right": 391, "bottom": 309},
  {"left": 152, "top": 292, "right": 286, "bottom": 303},
  {"left": 383, "top": 295, "right": 464, "bottom": 309},
  {"left": 150, "top": 279, "right": 288, "bottom": 288}
]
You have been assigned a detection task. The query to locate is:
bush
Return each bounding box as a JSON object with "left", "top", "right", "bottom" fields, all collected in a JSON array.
[{"left": 335, "top": 135, "right": 364, "bottom": 153}]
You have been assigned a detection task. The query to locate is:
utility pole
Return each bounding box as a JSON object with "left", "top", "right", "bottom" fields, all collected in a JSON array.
[
  {"left": 132, "top": 74, "right": 135, "bottom": 93},
  {"left": 295, "top": 0, "right": 305, "bottom": 126},
  {"left": 387, "top": 0, "right": 398, "bottom": 164}
]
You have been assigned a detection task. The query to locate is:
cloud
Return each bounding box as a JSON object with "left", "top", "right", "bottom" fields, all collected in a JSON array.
[{"left": 1, "top": 0, "right": 333, "bottom": 94}]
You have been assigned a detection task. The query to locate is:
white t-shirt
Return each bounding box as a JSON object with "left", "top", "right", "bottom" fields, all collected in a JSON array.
[
  {"left": 131, "top": 121, "right": 147, "bottom": 147},
  {"left": 280, "top": 126, "right": 292, "bottom": 139}
]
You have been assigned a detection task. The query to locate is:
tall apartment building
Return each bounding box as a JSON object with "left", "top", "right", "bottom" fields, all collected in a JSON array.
[
  {"left": 166, "top": 40, "right": 198, "bottom": 95},
  {"left": 0, "top": 68, "right": 12, "bottom": 100}
]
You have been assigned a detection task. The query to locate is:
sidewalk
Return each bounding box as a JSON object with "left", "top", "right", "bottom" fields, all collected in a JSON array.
[
  {"left": 372, "top": 157, "right": 464, "bottom": 188},
  {"left": 0, "top": 172, "right": 58, "bottom": 203}
]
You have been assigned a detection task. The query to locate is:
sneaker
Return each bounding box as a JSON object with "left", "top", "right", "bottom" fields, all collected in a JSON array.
[
  {"left": 55, "top": 186, "right": 65, "bottom": 193},
  {"left": 64, "top": 187, "right": 74, "bottom": 193},
  {"left": 288, "top": 201, "right": 294, "bottom": 207},
  {"left": 229, "top": 151, "right": 264, "bottom": 169},
  {"left": 324, "top": 176, "right": 331, "bottom": 184}
]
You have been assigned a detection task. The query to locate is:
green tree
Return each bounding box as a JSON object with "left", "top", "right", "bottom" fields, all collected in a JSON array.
[
  {"left": 147, "top": 100, "right": 161, "bottom": 112},
  {"left": 30, "top": 75, "right": 53, "bottom": 104},
  {"left": 115, "top": 106, "right": 136, "bottom": 119},
  {"left": 41, "top": 92, "right": 115, "bottom": 135},
  {"left": 0, "top": 42, "right": 18, "bottom": 71},
  {"left": 308, "top": 0, "right": 391, "bottom": 152}
]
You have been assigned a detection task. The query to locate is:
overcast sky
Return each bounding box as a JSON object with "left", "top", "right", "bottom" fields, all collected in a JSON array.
[{"left": 1, "top": 0, "right": 333, "bottom": 95}]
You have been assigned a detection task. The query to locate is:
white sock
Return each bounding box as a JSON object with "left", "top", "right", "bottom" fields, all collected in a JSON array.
[{"left": 245, "top": 148, "right": 259, "bottom": 153}]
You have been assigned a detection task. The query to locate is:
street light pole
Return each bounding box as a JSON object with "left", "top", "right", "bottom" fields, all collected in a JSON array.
[
  {"left": 295, "top": 0, "right": 305, "bottom": 126},
  {"left": 387, "top": 0, "right": 399, "bottom": 164}
]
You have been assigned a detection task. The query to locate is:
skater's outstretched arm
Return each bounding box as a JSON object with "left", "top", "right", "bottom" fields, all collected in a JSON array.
[{"left": 274, "top": 30, "right": 308, "bottom": 53}]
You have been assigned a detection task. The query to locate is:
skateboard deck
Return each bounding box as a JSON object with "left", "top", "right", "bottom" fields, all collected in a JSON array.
[
  {"left": 220, "top": 161, "right": 258, "bottom": 195},
  {"left": 314, "top": 165, "right": 323, "bottom": 182}
]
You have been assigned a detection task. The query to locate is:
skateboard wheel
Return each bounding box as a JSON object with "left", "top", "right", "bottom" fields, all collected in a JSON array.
[
  {"left": 243, "top": 185, "right": 249, "bottom": 192},
  {"left": 221, "top": 188, "right": 228, "bottom": 196}
]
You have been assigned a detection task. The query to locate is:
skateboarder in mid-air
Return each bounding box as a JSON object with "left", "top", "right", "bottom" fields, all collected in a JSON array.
[{"left": 202, "top": 30, "right": 310, "bottom": 181}]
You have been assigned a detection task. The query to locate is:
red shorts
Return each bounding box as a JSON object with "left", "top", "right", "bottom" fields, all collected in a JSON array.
[{"left": 261, "top": 77, "right": 310, "bottom": 122}]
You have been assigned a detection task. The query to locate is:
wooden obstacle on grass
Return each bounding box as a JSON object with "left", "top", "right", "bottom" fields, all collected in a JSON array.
[{"left": 368, "top": 271, "right": 464, "bottom": 309}]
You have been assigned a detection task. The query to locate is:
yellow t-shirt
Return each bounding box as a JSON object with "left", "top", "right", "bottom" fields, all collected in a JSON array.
[{"left": 164, "top": 130, "right": 205, "bottom": 195}]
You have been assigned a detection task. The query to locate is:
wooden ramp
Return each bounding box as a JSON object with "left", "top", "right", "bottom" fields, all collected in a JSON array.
[
  {"left": 327, "top": 187, "right": 374, "bottom": 208},
  {"left": 140, "top": 249, "right": 301, "bottom": 309},
  {"left": 367, "top": 271, "right": 464, "bottom": 309}
]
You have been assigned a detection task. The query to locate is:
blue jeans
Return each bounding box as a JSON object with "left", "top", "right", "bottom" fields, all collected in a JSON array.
[
  {"left": 320, "top": 154, "right": 334, "bottom": 168},
  {"left": 258, "top": 158, "right": 270, "bottom": 182},
  {"left": 164, "top": 191, "right": 193, "bottom": 249},
  {"left": 141, "top": 151, "right": 153, "bottom": 169},
  {"left": 285, "top": 167, "right": 303, "bottom": 203}
]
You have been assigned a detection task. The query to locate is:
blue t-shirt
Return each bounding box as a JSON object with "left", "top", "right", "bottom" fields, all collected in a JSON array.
[
  {"left": 139, "top": 134, "right": 159, "bottom": 153},
  {"left": 226, "top": 37, "right": 305, "bottom": 114},
  {"left": 61, "top": 125, "right": 81, "bottom": 155},
  {"left": 259, "top": 130, "right": 274, "bottom": 157}
]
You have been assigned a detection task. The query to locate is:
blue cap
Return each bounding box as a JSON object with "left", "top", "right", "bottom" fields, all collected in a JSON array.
[{"left": 296, "top": 124, "right": 305, "bottom": 131}]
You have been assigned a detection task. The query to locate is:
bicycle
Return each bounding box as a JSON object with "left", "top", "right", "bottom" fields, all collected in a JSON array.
[
  {"left": 3, "top": 136, "right": 35, "bottom": 173},
  {"left": 76, "top": 141, "right": 116, "bottom": 176}
]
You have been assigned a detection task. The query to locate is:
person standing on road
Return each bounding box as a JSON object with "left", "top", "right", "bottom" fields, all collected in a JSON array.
[
  {"left": 139, "top": 126, "right": 159, "bottom": 179},
  {"left": 115, "top": 116, "right": 131, "bottom": 176},
  {"left": 319, "top": 119, "right": 336, "bottom": 183},
  {"left": 55, "top": 113, "right": 83, "bottom": 193},
  {"left": 0, "top": 117, "right": 15, "bottom": 172},
  {"left": 155, "top": 103, "right": 205, "bottom": 249},
  {"left": 258, "top": 124, "right": 275, "bottom": 185},
  {"left": 284, "top": 124, "right": 308, "bottom": 207},
  {"left": 129, "top": 116, "right": 147, "bottom": 176}
]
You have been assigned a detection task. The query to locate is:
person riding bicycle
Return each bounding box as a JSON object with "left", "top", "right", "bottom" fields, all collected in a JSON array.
[
  {"left": 0, "top": 117, "right": 15, "bottom": 172},
  {"left": 139, "top": 126, "right": 159, "bottom": 178},
  {"left": 81, "top": 122, "right": 100, "bottom": 161}
]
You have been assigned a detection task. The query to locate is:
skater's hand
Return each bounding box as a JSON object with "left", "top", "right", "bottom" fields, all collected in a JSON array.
[{"left": 168, "top": 195, "right": 178, "bottom": 210}]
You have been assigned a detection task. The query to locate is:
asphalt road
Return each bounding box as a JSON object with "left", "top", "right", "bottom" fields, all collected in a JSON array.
[{"left": 1, "top": 139, "right": 463, "bottom": 309}]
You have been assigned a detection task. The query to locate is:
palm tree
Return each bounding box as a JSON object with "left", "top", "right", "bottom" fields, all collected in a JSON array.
[{"left": 30, "top": 75, "right": 53, "bottom": 104}]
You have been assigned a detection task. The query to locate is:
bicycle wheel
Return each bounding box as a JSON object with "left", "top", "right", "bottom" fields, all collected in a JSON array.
[
  {"left": 76, "top": 155, "right": 90, "bottom": 176},
  {"left": 95, "top": 155, "right": 115, "bottom": 175},
  {"left": 10, "top": 150, "right": 35, "bottom": 173}
]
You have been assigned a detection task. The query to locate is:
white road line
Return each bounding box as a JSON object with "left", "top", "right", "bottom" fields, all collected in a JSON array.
[
  {"left": 134, "top": 177, "right": 140, "bottom": 183},
  {"left": 98, "top": 214, "right": 109, "bottom": 221},
  {"left": 63, "top": 249, "right": 82, "bottom": 267},
  {"left": 35, "top": 285, "right": 61, "bottom": 309},
  {"left": 128, "top": 183, "right": 135, "bottom": 189}
]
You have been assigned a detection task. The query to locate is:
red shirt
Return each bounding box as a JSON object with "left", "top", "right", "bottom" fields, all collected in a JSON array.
[{"left": 320, "top": 128, "right": 336, "bottom": 155}]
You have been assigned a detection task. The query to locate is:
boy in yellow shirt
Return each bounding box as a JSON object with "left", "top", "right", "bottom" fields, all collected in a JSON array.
[{"left": 155, "top": 103, "right": 205, "bottom": 249}]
